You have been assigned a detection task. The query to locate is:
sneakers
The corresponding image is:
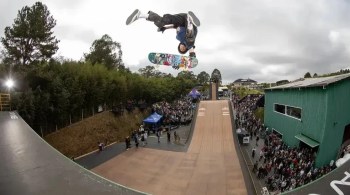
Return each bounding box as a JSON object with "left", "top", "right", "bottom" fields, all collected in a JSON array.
[
  {"left": 187, "top": 11, "right": 200, "bottom": 27},
  {"left": 126, "top": 9, "right": 141, "bottom": 25}
]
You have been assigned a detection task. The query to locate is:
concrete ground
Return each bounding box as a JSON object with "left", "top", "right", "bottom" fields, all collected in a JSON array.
[
  {"left": 76, "top": 124, "right": 194, "bottom": 170},
  {"left": 233, "top": 130, "right": 271, "bottom": 195}
]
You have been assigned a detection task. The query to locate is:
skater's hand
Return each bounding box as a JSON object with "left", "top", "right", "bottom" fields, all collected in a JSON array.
[
  {"left": 189, "top": 52, "right": 196, "bottom": 58},
  {"left": 158, "top": 27, "right": 166, "bottom": 33}
]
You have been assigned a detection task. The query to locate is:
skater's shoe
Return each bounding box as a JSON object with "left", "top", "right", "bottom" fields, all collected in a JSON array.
[
  {"left": 147, "top": 11, "right": 161, "bottom": 22},
  {"left": 187, "top": 11, "right": 200, "bottom": 27},
  {"left": 126, "top": 9, "right": 141, "bottom": 25}
]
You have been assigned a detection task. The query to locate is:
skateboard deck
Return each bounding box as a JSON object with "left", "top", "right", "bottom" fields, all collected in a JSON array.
[{"left": 148, "top": 52, "right": 198, "bottom": 70}]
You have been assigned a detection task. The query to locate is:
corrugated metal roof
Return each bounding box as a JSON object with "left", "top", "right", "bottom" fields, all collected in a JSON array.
[{"left": 268, "top": 73, "right": 350, "bottom": 90}]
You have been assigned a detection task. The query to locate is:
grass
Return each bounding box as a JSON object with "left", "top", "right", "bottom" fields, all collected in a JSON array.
[{"left": 44, "top": 109, "right": 149, "bottom": 158}]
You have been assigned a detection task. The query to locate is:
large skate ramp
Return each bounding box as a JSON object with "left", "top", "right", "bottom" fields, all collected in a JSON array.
[
  {"left": 0, "top": 111, "right": 146, "bottom": 195},
  {"left": 93, "top": 100, "right": 248, "bottom": 194}
]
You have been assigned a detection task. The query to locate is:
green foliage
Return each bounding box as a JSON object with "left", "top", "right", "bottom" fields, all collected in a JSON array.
[
  {"left": 302, "top": 69, "right": 350, "bottom": 79},
  {"left": 276, "top": 80, "right": 289, "bottom": 86},
  {"left": 197, "top": 71, "right": 210, "bottom": 85},
  {"left": 10, "top": 59, "right": 197, "bottom": 135},
  {"left": 318, "top": 69, "right": 350, "bottom": 77},
  {"left": 16, "top": 90, "right": 35, "bottom": 126},
  {"left": 177, "top": 70, "right": 196, "bottom": 81},
  {"left": 1, "top": 2, "right": 59, "bottom": 66},
  {"left": 84, "top": 34, "right": 123, "bottom": 69},
  {"left": 211, "top": 68, "right": 222, "bottom": 84},
  {"left": 304, "top": 72, "right": 312, "bottom": 78},
  {"left": 233, "top": 87, "right": 262, "bottom": 99},
  {"left": 138, "top": 65, "right": 159, "bottom": 78},
  {"left": 258, "top": 83, "right": 271, "bottom": 89},
  {"left": 254, "top": 107, "right": 264, "bottom": 123}
]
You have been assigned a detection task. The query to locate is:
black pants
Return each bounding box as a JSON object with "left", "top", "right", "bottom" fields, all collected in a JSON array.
[{"left": 148, "top": 11, "right": 187, "bottom": 28}]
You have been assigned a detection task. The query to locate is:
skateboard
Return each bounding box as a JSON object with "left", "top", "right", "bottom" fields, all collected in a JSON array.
[{"left": 148, "top": 52, "right": 198, "bottom": 70}]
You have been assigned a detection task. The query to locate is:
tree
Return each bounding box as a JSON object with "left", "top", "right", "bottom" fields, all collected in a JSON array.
[
  {"left": 197, "top": 71, "right": 210, "bottom": 85},
  {"left": 276, "top": 80, "right": 289, "bottom": 86},
  {"left": 138, "top": 65, "right": 159, "bottom": 78},
  {"left": 313, "top": 73, "right": 318, "bottom": 78},
  {"left": 85, "top": 34, "right": 123, "bottom": 69},
  {"left": 177, "top": 71, "right": 196, "bottom": 81},
  {"left": 16, "top": 89, "right": 35, "bottom": 126},
  {"left": 211, "top": 68, "right": 222, "bottom": 84},
  {"left": 1, "top": 2, "right": 59, "bottom": 66},
  {"left": 304, "top": 72, "right": 311, "bottom": 78}
]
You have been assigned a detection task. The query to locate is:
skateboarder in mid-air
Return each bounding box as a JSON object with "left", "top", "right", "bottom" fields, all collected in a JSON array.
[{"left": 126, "top": 9, "right": 200, "bottom": 58}]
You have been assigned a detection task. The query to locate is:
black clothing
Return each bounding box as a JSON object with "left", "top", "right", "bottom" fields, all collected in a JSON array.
[{"left": 147, "top": 11, "right": 197, "bottom": 49}]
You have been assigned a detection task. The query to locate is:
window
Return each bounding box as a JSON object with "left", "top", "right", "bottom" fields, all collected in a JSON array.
[
  {"left": 286, "top": 106, "right": 301, "bottom": 119},
  {"left": 274, "top": 103, "right": 302, "bottom": 120},
  {"left": 272, "top": 128, "right": 283, "bottom": 139},
  {"left": 274, "top": 104, "right": 285, "bottom": 114}
]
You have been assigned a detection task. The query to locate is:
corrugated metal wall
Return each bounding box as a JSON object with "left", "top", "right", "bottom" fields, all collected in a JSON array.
[
  {"left": 318, "top": 79, "right": 350, "bottom": 166},
  {"left": 264, "top": 79, "right": 350, "bottom": 166},
  {"left": 265, "top": 87, "right": 327, "bottom": 146}
]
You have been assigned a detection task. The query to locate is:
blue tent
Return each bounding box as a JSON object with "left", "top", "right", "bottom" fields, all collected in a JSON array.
[
  {"left": 143, "top": 112, "right": 163, "bottom": 124},
  {"left": 189, "top": 88, "right": 201, "bottom": 99}
]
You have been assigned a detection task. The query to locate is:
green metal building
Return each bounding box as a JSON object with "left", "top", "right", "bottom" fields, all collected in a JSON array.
[{"left": 264, "top": 73, "right": 350, "bottom": 167}]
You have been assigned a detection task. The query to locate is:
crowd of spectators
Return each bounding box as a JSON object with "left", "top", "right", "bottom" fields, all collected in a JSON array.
[
  {"left": 256, "top": 133, "right": 335, "bottom": 193},
  {"left": 233, "top": 94, "right": 264, "bottom": 139},
  {"left": 152, "top": 97, "right": 194, "bottom": 127},
  {"left": 232, "top": 93, "right": 336, "bottom": 194},
  {"left": 124, "top": 97, "right": 195, "bottom": 149}
]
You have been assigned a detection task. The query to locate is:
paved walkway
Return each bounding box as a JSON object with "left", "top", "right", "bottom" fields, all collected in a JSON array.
[
  {"left": 234, "top": 131, "right": 270, "bottom": 195},
  {"left": 231, "top": 106, "right": 269, "bottom": 195},
  {"left": 89, "top": 100, "right": 248, "bottom": 195},
  {"left": 76, "top": 124, "right": 194, "bottom": 169}
]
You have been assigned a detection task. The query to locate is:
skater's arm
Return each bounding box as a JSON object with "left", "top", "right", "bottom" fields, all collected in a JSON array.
[
  {"left": 163, "top": 24, "right": 175, "bottom": 29},
  {"left": 158, "top": 24, "right": 176, "bottom": 33}
]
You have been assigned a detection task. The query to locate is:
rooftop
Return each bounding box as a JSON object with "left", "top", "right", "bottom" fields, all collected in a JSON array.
[
  {"left": 268, "top": 73, "right": 350, "bottom": 90},
  {"left": 233, "top": 78, "right": 257, "bottom": 83}
]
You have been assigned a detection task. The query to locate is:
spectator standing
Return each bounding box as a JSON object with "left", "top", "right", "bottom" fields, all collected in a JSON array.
[
  {"left": 157, "top": 130, "right": 161, "bottom": 143},
  {"left": 167, "top": 129, "right": 171, "bottom": 142},
  {"left": 253, "top": 161, "right": 258, "bottom": 173},
  {"left": 144, "top": 130, "right": 148, "bottom": 145},
  {"left": 252, "top": 147, "right": 256, "bottom": 158},
  {"left": 141, "top": 133, "right": 145, "bottom": 146},
  {"left": 174, "top": 131, "right": 178, "bottom": 143},
  {"left": 259, "top": 150, "right": 264, "bottom": 161},
  {"left": 98, "top": 142, "right": 103, "bottom": 152},
  {"left": 256, "top": 135, "right": 260, "bottom": 146},
  {"left": 125, "top": 136, "right": 131, "bottom": 150},
  {"left": 134, "top": 133, "right": 139, "bottom": 148}
]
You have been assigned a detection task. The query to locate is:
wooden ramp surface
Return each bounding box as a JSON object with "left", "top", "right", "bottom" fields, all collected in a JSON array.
[{"left": 93, "top": 101, "right": 247, "bottom": 195}]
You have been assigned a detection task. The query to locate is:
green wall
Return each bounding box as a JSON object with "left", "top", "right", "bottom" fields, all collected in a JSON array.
[
  {"left": 264, "top": 78, "right": 350, "bottom": 167},
  {"left": 318, "top": 78, "right": 350, "bottom": 166},
  {"left": 264, "top": 87, "right": 327, "bottom": 146}
]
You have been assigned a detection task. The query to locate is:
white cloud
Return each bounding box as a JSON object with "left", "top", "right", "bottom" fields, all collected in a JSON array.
[
  {"left": 329, "top": 30, "right": 340, "bottom": 43},
  {"left": 1, "top": 0, "right": 350, "bottom": 83}
]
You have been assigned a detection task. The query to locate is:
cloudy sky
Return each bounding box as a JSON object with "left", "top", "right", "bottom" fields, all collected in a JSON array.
[{"left": 1, "top": 0, "right": 350, "bottom": 83}]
